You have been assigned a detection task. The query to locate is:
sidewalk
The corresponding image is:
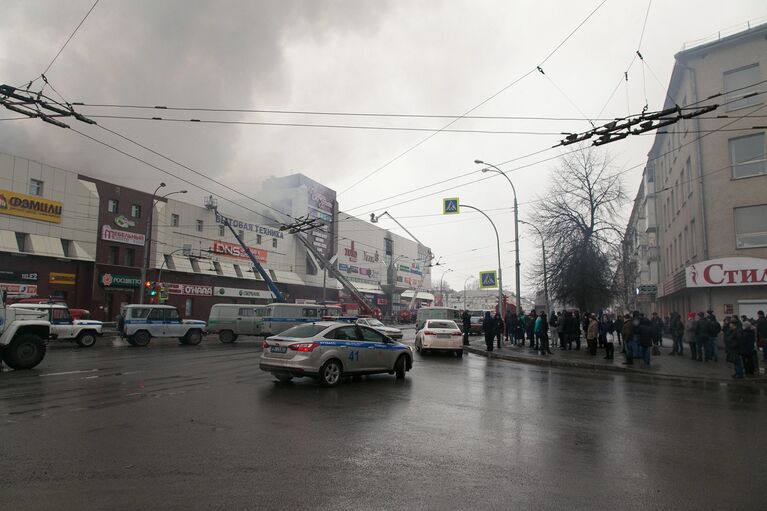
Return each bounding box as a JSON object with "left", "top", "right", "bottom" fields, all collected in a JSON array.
[{"left": 463, "top": 335, "right": 765, "bottom": 384}]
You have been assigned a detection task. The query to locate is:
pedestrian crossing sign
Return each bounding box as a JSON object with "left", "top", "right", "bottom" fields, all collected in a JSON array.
[
  {"left": 479, "top": 270, "right": 497, "bottom": 289},
  {"left": 442, "top": 197, "right": 460, "bottom": 215}
]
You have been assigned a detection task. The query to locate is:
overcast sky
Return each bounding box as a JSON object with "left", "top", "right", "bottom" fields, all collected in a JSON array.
[{"left": 1, "top": 0, "right": 765, "bottom": 296}]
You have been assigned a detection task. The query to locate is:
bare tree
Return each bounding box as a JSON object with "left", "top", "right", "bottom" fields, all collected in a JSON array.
[{"left": 528, "top": 145, "right": 627, "bottom": 312}]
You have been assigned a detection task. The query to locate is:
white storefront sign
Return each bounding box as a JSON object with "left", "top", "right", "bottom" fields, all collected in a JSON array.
[
  {"left": 686, "top": 257, "right": 767, "bottom": 288},
  {"left": 101, "top": 225, "right": 146, "bottom": 246},
  {"left": 213, "top": 286, "right": 274, "bottom": 300}
]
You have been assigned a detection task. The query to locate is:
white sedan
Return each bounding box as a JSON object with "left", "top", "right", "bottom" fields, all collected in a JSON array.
[{"left": 415, "top": 319, "right": 464, "bottom": 357}]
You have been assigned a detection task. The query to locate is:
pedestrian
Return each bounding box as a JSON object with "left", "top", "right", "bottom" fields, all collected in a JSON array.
[
  {"left": 724, "top": 319, "right": 744, "bottom": 379},
  {"left": 527, "top": 311, "right": 536, "bottom": 350},
  {"left": 741, "top": 321, "right": 758, "bottom": 375},
  {"left": 515, "top": 311, "right": 526, "bottom": 347},
  {"left": 557, "top": 311, "right": 566, "bottom": 349},
  {"left": 650, "top": 312, "right": 663, "bottom": 347},
  {"left": 598, "top": 314, "right": 609, "bottom": 349},
  {"left": 494, "top": 312, "right": 504, "bottom": 349},
  {"left": 549, "top": 311, "right": 559, "bottom": 349},
  {"left": 670, "top": 312, "right": 685, "bottom": 356},
  {"left": 539, "top": 311, "right": 551, "bottom": 355},
  {"left": 505, "top": 308, "right": 514, "bottom": 343},
  {"left": 684, "top": 312, "right": 697, "bottom": 360},
  {"left": 614, "top": 314, "right": 624, "bottom": 346},
  {"left": 461, "top": 309, "right": 471, "bottom": 346},
  {"left": 756, "top": 310, "right": 767, "bottom": 363},
  {"left": 694, "top": 312, "right": 709, "bottom": 362},
  {"left": 622, "top": 313, "right": 636, "bottom": 365},
  {"left": 586, "top": 313, "right": 598, "bottom": 356},
  {"left": 706, "top": 310, "right": 721, "bottom": 362},
  {"left": 638, "top": 315, "right": 653, "bottom": 365},
  {"left": 482, "top": 311, "right": 495, "bottom": 352}
]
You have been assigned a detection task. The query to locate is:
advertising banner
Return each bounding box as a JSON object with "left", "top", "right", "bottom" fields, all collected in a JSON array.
[
  {"left": 686, "top": 257, "right": 767, "bottom": 288},
  {"left": 101, "top": 225, "right": 145, "bottom": 246},
  {"left": 0, "top": 188, "right": 62, "bottom": 223}
]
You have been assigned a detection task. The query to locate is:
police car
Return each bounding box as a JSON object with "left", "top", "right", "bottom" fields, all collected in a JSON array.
[
  {"left": 260, "top": 321, "right": 413, "bottom": 386},
  {"left": 119, "top": 304, "right": 206, "bottom": 347}
]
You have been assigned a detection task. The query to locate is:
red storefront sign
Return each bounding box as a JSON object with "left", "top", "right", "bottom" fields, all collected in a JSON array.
[
  {"left": 686, "top": 257, "right": 767, "bottom": 288},
  {"left": 210, "top": 240, "right": 267, "bottom": 263}
]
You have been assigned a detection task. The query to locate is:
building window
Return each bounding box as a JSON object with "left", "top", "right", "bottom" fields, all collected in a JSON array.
[
  {"left": 219, "top": 225, "right": 225, "bottom": 237},
  {"left": 724, "top": 64, "right": 761, "bottom": 111},
  {"left": 131, "top": 204, "right": 141, "bottom": 218},
  {"left": 171, "top": 214, "right": 180, "bottom": 227},
  {"left": 729, "top": 133, "right": 765, "bottom": 179},
  {"left": 59, "top": 239, "right": 72, "bottom": 258},
  {"left": 196, "top": 220, "right": 203, "bottom": 232},
  {"left": 107, "top": 246, "right": 119, "bottom": 265},
  {"left": 734, "top": 204, "right": 767, "bottom": 248},
  {"left": 272, "top": 238, "right": 278, "bottom": 248},
  {"left": 15, "top": 232, "right": 27, "bottom": 252},
  {"left": 29, "top": 179, "right": 43, "bottom": 196},
  {"left": 185, "top": 298, "right": 193, "bottom": 317},
  {"left": 256, "top": 234, "right": 262, "bottom": 245},
  {"left": 107, "top": 199, "right": 119, "bottom": 213},
  {"left": 124, "top": 248, "right": 135, "bottom": 266}
]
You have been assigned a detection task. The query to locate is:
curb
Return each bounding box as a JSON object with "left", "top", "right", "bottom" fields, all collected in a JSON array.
[{"left": 463, "top": 345, "right": 766, "bottom": 385}]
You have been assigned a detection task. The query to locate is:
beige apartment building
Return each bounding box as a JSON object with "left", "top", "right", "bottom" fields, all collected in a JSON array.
[{"left": 644, "top": 23, "right": 767, "bottom": 318}]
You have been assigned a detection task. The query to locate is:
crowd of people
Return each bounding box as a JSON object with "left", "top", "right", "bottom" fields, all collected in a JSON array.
[{"left": 461, "top": 308, "right": 767, "bottom": 379}]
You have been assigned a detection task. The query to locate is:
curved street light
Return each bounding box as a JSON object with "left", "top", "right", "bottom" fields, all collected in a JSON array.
[{"left": 474, "top": 159, "right": 521, "bottom": 314}]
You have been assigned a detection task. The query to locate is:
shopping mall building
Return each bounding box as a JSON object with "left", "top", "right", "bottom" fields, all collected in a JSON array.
[{"left": 0, "top": 151, "right": 431, "bottom": 321}]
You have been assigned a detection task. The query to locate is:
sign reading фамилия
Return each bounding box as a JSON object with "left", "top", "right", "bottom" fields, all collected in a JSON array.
[
  {"left": 479, "top": 270, "right": 498, "bottom": 289},
  {"left": 442, "top": 197, "right": 459, "bottom": 215}
]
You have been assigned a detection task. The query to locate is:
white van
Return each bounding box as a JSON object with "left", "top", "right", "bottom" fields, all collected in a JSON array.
[{"left": 207, "top": 303, "right": 269, "bottom": 343}]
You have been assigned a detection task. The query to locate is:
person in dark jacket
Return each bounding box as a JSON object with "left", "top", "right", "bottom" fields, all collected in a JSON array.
[
  {"left": 650, "top": 312, "right": 663, "bottom": 347},
  {"left": 482, "top": 312, "right": 495, "bottom": 352},
  {"left": 638, "top": 315, "right": 653, "bottom": 365},
  {"left": 694, "top": 312, "right": 709, "bottom": 362},
  {"left": 494, "top": 312, "right": 504, "bottom": 349},
  {"left": 741, "top": 321, "right": 758, "bottom": 375},
  {"left": 461, "top": 310, "right": 471, "bottom": 346},
  {"left": 724, "top": 319, "right": 744, "bottom": 379},
  {"left": 504, "top": 309, "right": 514, "bottom": 343},
  {"left": 669, "top": 312, "right": 685, "bottom": 356}
]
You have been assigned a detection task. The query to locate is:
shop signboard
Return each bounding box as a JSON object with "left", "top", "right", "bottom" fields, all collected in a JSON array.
[
  {"left": 49, "top": 272, "right": 76, "bottom": 285},
  {"left": 211, "top": 240, "right": 268, "bottom": 263},
  {"left": 686, "top": 257, "right": 767, "bottom": 288},
  {"left": 166, "top": 283, "right": 213, "bottom": 296},
  {"left": 213, "top": 286, "right": 274, "bottom": 299},
  {"left": 0, "top": 270, "right": 38, "bottom": 282},
  {"left": 101, "top": 225, "right": 146, "bottom": 246},
  {"left": 100, "top": 273, "right": 141, "bottom": 288},
  {"left": 0, "top": 283, "right": 38, "bottom": 297},
  {"left": 0, "top": 188, "right": 62, "bottom": 223}
]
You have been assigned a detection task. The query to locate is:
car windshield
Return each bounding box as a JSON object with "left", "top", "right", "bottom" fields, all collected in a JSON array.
[
  {"left": 428, "top": 321, "right": 458, "bottom": 329},
  {"left": 277, "top": 324, "right": 328, "bottom": 338},
  {"left": 367, "top": 319, "right": 384, "bottom": 327}
]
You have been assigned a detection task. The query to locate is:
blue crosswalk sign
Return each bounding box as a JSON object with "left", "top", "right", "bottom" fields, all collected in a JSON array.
[
  {"left": 479, "top": 270, "right": 497, "bottom": 289},
  {"left": 442, "top": 197, "right": 459, "bottom": 215}
]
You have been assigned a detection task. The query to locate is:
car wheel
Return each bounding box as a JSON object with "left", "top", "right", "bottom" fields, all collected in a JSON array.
[
  {"left": 183, "top": 330, "right": 202, "bottom": 346},
  {"left": 274, "top": 373, "right": 293, "bottom": 383},
  {"left": 318, "top": 359, "right": 342, "bottom": 387},
  {"left": 132, "top": 330, "right": 151, "bottom": 347},
  {"left": 219, "top": 330, "right": 235, "bottom": 343},
  {"left": 395, "top": 355, "right": 407, "bottom": 380},
  {"left": 2, "top": 334, "right": 46, "bottom": 370},
  {"left": 76, "top": 332, "right": 97, "bottom": 348}
]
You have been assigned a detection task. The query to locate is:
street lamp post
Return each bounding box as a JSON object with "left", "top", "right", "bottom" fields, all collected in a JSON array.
[
  {"left": 475, "top": 159, "right": 520, "bottom": 314},
  {"left": 460, "top": 204, "right": 503, "bottom": 316},
  {"left": 439, "top": 268, "right": 453, "bottom": 307},
  {"left": 519, "top": 219, "right": 549, "bottom": 314},
  {"left": 140, "top": 184, "right": 187, "bottom": 304}
]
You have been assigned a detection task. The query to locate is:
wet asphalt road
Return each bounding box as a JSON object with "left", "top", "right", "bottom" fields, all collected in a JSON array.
[{"left": 1, "top": 331, "right": 766, "bottom": 511}]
